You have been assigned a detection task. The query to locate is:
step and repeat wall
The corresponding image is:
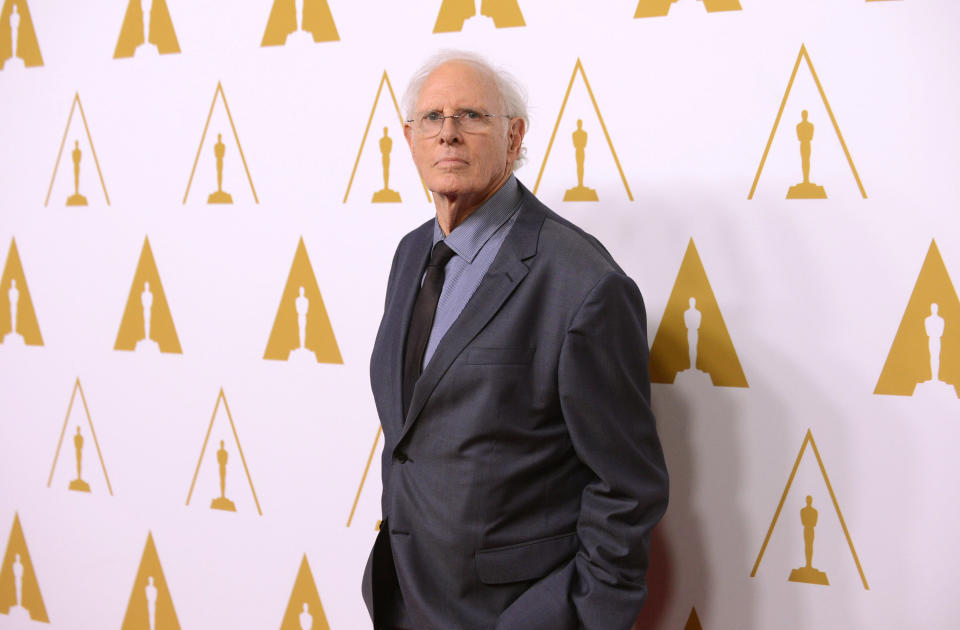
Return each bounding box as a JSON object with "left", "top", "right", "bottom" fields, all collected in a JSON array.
[{"left": 1, "top": 1, "right": 957, "bottom": 628}]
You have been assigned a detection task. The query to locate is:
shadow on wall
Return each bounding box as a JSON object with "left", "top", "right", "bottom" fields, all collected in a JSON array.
[{"left": 633, "top": 382, "right": 753, "bottom": 630}]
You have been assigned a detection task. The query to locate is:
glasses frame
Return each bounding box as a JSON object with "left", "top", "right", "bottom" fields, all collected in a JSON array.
[{"left": 406, "top": 109, "right": 510, "bottom": 137}]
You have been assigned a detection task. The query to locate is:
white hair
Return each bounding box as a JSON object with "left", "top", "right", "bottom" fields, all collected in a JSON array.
[{"left": 402, "top": 50, "right": 529, "bottom": 170}]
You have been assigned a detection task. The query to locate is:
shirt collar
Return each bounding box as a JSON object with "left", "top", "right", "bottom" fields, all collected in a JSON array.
[{"left": 432, "top": 175, "right": 521, "bottom": 264}]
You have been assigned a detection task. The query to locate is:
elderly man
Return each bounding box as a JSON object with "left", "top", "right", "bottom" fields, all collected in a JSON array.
[{"left": 363, "top": 51, "right": 668, "bottom": 630}]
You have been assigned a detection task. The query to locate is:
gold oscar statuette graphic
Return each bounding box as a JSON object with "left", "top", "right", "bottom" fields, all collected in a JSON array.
[
  {"left": 684, "top": 607, "right": 703, "bottom": 630},
  {"left": 751, "top": 430, "right": 869, "bottom": 590},
  {"left": 183, "top": 82, "right": 258, "bottom": 204},
  {"left": 261, "top": 0, "right": 339, "bottom": 46},
  {"left": 649, "top": 239, "right": 747, "bottom": 387},
  {"left": 121, "top": 532, "right": 180, "bottom": 630},
  {"left": 343, "top": 70, "right": 431, "bottom": 203},
  {"left": 749, "top": 44, "right": 866, "bottom": 200},
  {"left": 66, "top": 139, "right": 89, "bottom": 205},
  {"left": 787, "top": 495, "right": 829, "bottom": 585},
  {"left": 279, "top": 555, "right": 332, "bottom": 630},
  {"left": 0, "top": 0, "right": 43, "bottom": 70},
  {"left": 115, "top": 236, "right": 183, "bottom": 354},
  {"left": 634, "top": 0, "right": 741, "bottom": 18},
  {"left": 785, "top": 110, "right": 827, "bottom": 199},
  {"left": 264, "top": 237, "right": 343, "bottom": 364},
  {"left": 372, "top": 127, "right": 402, "bottom": 203},
  {"left": 0, "top": 514, "right": 49, "bottom": 622},
  {"left": 208, "top": 133, "right": 233, "bottom": 204},
  {"left": 534, "top": 59, "right": 633, "bottom": 201},
  {"left": 186, "top": 389, "right": 263, "bottom": 515},
  {"left": 562, "top": 119, "right": 598, "bottom": 201},
  {"left": 210, "top": 440, "right": 236, "bottom": 512},
  {"left": 47, "top": 378, "right": 114, "bottom": 495},
  {"left": 113, "top": 0, "right": 180, "bottom": 59},
  {"left": 876, "top": 239, "right": 960, "bottom": 399},
  {"left": 1, "top": 238, "right": 43, "bottom": 347},
  {"left": 68, "top": 426, "right": 90, "bottom": 492},
  {"left": 45, "top": 93, "right": 110, "bottom": 206},
  {"left": 433, "top": 0, "right": 525, "bottom": 33}
]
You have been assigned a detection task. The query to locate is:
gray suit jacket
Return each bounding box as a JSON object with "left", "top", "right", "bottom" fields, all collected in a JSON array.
[{"left": 363, "top": 184, "right": 669, "bottom": 629}]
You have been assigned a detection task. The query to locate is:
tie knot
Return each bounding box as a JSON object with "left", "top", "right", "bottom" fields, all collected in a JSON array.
[{"left": 429, "top": 240, "right": 455, "bottom": 268}]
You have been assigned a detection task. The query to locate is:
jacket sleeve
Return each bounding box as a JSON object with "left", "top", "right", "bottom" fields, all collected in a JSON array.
[{"left": 558, "top": 270, "right": 669, "bottom": 629}]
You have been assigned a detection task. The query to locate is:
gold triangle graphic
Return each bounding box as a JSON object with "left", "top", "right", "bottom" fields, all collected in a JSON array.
[
  {"left": 183, "top": 81, "right": 259, "bottom": 204},
  {"left": 748, "top": 44, "right": 866, "bottom": 200},
  {"left": 433, "top": 0, "right": 525, "bottom": 33},
  {"left": 264, "top": 237, "right": 342, "bottom": 364},
  {"left": 875, "top": 239, "right": 960, "bottom": 397},
  {"left": 683, "top": 606, "right": 703, "bottom": 630},
  {"left": 649, "top": 238, "right": 747, "bottom": 387},
  {"left": 261, "top": 0, "right": 339, "bottom": 46},
  {"left": 113, "top": 0, "right": 180, "bottom": 59},
  {"left": 750, "top": 429, "right": 869, "bottom": 590},
  {"left": 121, "top": 532, "right": 180, "bottom": 630},
  {"left": 279, "top": 555, "right": 331, "bottom": 630},
  {"left": 635, "top": 0, "right": 741, "bottom": 18},
  {"left": 115, "top": 236, "right": 182, "bottom": 354},
  {"left": 47, "top": 377, "right": 114, "bottom": 495},
  {"left": 0, "top": 0, "right": 43, "bottom": 69},
  {"left": 185, "top": 388, "right": 263, "bottom": 515},
  {"left": 1, "top": 237, "right": 43, "bottom": 346},
  {"left": 343, "top": 70, "right": 432, "bottom": 203},
  {"left": 0, "top": 513, "right": 49, "bottom": 622},
  {"left": 533, "top": 58, "right": 632, "bottom": 201},
  {"left": 45, "top": 92, "right": 110, "bottom": 207},
  {"left": 346, "top": 426, "right": 381, "bottom": 527}
]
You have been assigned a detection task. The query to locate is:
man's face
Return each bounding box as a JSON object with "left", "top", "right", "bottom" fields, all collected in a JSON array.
[{"left": 405, "top": 62, "right": 524, "bottom": 201}]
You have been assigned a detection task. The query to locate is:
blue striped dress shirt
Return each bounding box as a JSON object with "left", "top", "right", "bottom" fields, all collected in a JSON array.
[{"left": 422, "top": 175, "right": 522, "bottom": 368}]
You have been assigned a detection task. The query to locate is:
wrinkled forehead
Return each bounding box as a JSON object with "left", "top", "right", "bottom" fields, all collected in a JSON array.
[{"left": 416, "top": 61, "right": 503, "bottom": 113}]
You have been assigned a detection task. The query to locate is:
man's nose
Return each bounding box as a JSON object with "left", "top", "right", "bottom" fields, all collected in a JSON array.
[{"left": 438, "top": 115, "right": 461, "bottom": 144}]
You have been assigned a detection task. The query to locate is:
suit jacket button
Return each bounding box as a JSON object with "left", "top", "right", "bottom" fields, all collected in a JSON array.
[{"left": 394, "top": 450, "right": 409, "bottom": 463}]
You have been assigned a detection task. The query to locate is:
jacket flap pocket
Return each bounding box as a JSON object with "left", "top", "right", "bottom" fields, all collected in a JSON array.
[
  {"left": 464, "top": 346, "right": 535, "bottom": 365},
  {"left": 476, "top": 532, "right": 578, "bottom": 585}
]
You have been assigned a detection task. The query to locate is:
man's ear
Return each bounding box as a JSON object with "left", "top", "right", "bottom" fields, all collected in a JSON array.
[
  {"left": 404, "top": 123, "right": 415, "bottom": 153},
  {"left": 507, "top": 118, "right": 525, "bottom": 158}
]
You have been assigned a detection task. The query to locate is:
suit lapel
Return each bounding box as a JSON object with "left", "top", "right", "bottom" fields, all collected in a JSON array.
[
  {"left": 398, "top": 188, "right": 547, "bottom": 445},
  {"left": 384, "top": 224, "right": 433, "bottom": 436}
]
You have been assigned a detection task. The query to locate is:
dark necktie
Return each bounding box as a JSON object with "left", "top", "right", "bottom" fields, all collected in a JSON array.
[{"left": 402, "top": 240, "right": 455, "bottom": 420}]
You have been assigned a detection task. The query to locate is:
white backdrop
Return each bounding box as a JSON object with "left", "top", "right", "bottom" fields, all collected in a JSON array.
[{"left": 1, "top": 1, "right": 959, "bottom": 629}]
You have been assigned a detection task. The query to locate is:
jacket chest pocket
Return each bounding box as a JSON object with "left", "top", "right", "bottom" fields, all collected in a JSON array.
[{"left": 463, "top": 346, "right": 535, "bottom": 365}]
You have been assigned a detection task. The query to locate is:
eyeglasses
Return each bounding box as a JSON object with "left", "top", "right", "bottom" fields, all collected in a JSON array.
[{"left": 406, "top": 109, "right": 508, "bottom": 137}]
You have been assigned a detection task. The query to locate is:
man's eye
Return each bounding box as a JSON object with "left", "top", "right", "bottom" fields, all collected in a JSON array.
[
  {"left": 424, "top": 112, "right": 443, "bottom": 122},
  {"left": 462, "top": 111, "right": 482, "bottom": 120}
]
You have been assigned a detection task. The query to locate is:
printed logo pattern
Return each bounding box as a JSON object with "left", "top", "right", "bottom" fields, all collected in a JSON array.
[
  {"left": 0, "top": 238, "right": 42, "bottom": 347},
  {"left": 185, "top": 389, "right": 263, "bottom": 515},
  {"left": 433, "top": 0, "right": 525, "bottom": 33},
  {"left": 0, "top": 513, "right": 48, "bottom": 622},
  {"left": 121, "top": 532, "right": 180, "bottom": 630},
  {"left": 113, "top": 0, "right": 181, "bottom": 58},
  {"left": 343, "top": 70, "right": 432, "bottom": 203},
  {"left": 47, "top": 378, "right": 114, "bottom": 496},
  {"left": 264, "top": 237, "right": 342, "bottom": 364},
  {"left": 649, "top": 239, "right": 747, "bottom": 387},
  {"left": 533, "top": 58, "right": 632, "bottom": 201},
  {"left": 115, "top": 236, "right": 182, "bottom": 354},
  {"left": 875, "top": 239, "right": 959, "bottom": 399},
  {"left": 262, "top": 0, "right": 339, "bottom": 46},
  {"left": 748, "top": 44, "right": 866, "bottom": 200},
  {"left": 183, "top": 82, "right": 258, "bottom": 204},
  {"left": 279, "top": 555, "right": 331, "bottom": 630},
  {"left": 45, "top": 93, "right": 110, "bottom": 207},
  {"left": 751, "top": 430, "right": 869, "bottom": 590},
  {"left": 0, "top": 0, "right": 42, "bottom": 69}
]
